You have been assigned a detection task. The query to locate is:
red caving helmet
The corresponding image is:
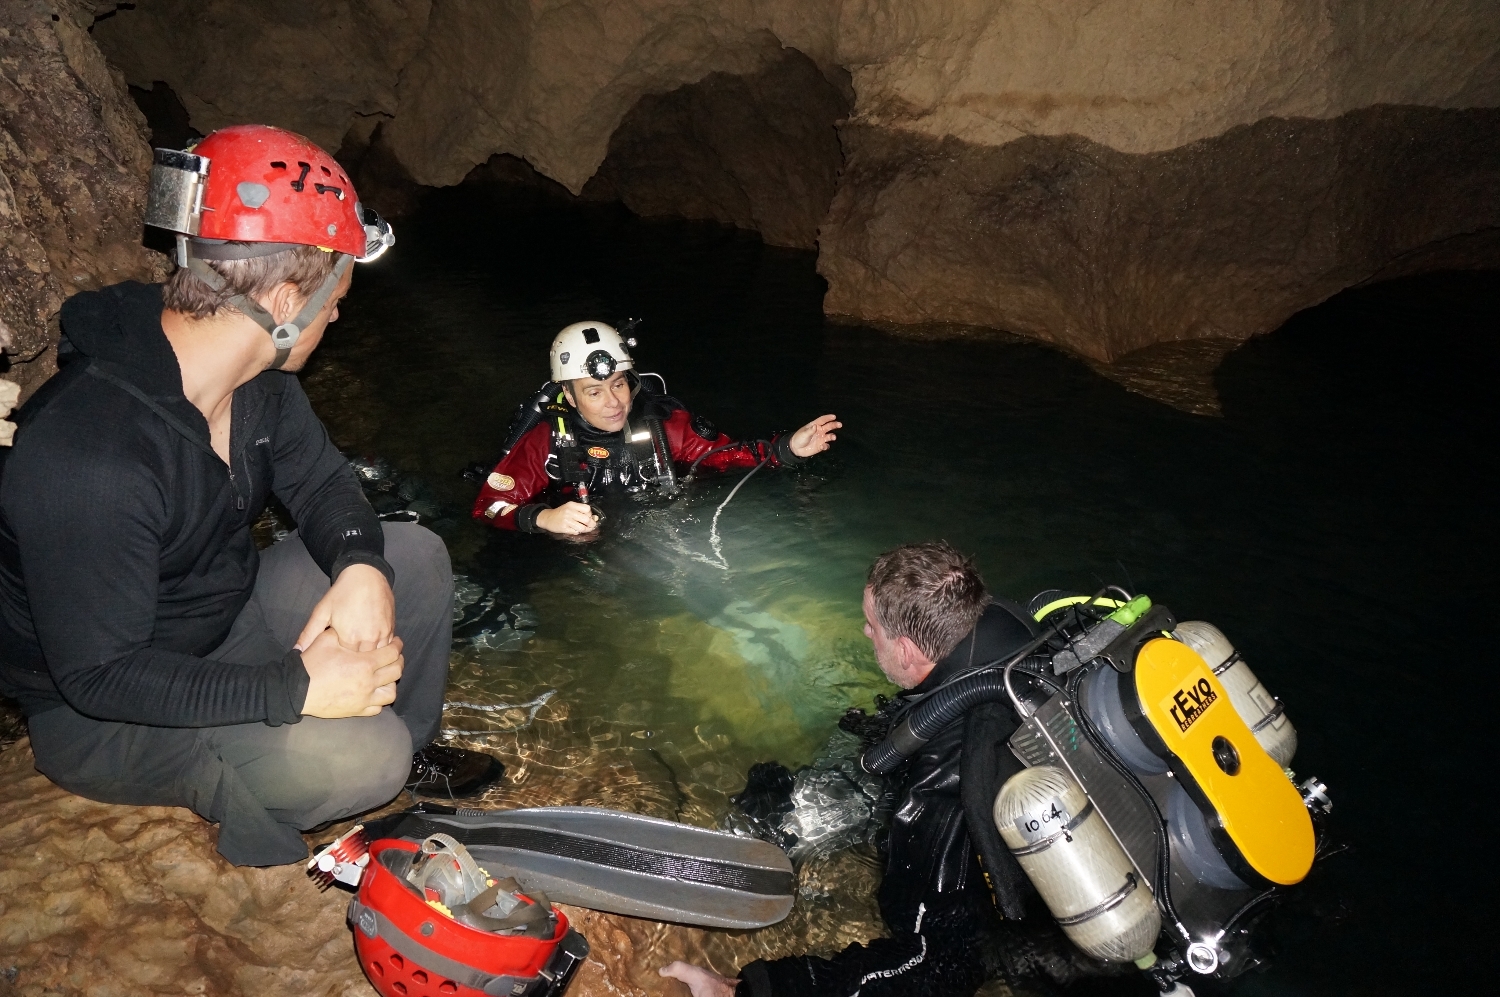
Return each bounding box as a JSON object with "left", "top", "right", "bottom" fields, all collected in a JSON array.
[
  {"left": 144, "top": 123, "right": 395, "bottom": 368},
  {"left": 146, "top": 123, "right": 394, "bottom": 262},
  {"left": 190, "top": 124, "right": 367, "bottom": 256},
  {"left": 348, "top": 839, "right": 589, "bottom": 997}
]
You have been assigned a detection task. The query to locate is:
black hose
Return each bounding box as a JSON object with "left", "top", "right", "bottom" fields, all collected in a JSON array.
[
  {"left": 862, "top": 669, "right": 1018, "bottom": 775},
  {"left": 861, "top": 606, "right": 1083, "bottom": 776}
]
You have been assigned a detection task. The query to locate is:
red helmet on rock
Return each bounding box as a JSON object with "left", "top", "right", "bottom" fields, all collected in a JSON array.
[
  {"left": 144, "top": 123, "right": 395, "bottom": 368},
  {"left": 348, "top": 838, "right": 589, "bottom": 997}
]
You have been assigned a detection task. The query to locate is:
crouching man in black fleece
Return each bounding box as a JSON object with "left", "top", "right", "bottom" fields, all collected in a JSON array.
[
  {"left": 663, "top": 542, "right": 1040, "bottom": 997},
  {"left": 0, "top": 124, "right": 500, "bottom": 867}
]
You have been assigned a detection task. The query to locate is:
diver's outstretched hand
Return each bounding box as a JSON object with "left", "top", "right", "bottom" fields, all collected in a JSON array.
[
  {"left": 658, "top": 962, "right": 738, "bottom": 997},
  {"left": 789, "top": 413, "right": 840, "bottom": 458}
]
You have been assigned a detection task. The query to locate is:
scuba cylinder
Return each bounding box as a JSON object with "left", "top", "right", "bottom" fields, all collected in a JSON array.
[
  {"left": 994, "top": 765, "right": 1162, "bottom": 965},
  {"left": 863, "top": 587, "right": 1331, "bottom": 987},
  {"left": 1174, "top": 622, "right": 1297, "bottom": 767}
]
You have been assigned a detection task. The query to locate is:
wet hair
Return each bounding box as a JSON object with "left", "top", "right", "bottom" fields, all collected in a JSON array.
[
  {"left": 161, "top": 243, "right": 342, "bottom": 319},
  {"left": 867, "top": 541, "right": 990, "bottom": 663}
]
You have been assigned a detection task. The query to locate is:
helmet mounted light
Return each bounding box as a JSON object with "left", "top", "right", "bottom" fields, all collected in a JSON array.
[
  {"left": 584, "top": 350, "right": 617, "bottom": 380},
  {"left": 144, "top": 125, "right": 395, "bottom": 369}
]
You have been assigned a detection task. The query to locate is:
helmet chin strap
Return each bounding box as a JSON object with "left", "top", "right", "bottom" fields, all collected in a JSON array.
[{"left": 184, "top": 248, "right": 353, "bottom": 370}]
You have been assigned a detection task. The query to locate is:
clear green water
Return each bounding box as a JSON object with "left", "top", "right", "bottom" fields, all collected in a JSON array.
[{"left": 302, "top": 184, "right": 1499, "bottom": 995}]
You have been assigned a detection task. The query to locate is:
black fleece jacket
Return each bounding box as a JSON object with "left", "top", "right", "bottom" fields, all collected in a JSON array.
[{"left": 0, "top": 282, "right": 390, "bottom": 726}]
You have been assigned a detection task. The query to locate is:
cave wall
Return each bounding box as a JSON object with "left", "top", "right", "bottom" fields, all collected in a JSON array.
[
  {"left": 94, "top": 1, "right": 1500, "bottom": 191},
  {"left": 90, "top": 0, "right": 1500, "bottom": 362},
  {"left": 13, "top": 1, "right": 1482, "bottom": 369},
  {"left": 581, "top": 49, "right": 850, "bottom": 250},
  {"left": 821, "top": 106, "right": 1500, "bottom": 360},
  {"left": 0, "top": 0, "right": 165, "bottom": 397}
]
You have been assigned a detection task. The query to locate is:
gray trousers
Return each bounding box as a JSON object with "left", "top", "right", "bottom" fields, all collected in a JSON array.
[{"left": 27, "top": 522, "right": 453, "bottom": 866}]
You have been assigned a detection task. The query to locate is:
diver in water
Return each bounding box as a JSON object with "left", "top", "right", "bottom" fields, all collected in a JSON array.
[
  {"left": 663, "top": 541, "right": 1042, "bottom": 997},
  {"left": 471, "top": 321, "right": 840, "bottom": 535},
  {"left": 0, "top": 125, "right": 502, "bottom": 869}
]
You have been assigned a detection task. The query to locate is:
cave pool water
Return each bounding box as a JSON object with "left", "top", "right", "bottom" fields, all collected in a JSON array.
[{"left": 298, "top": 184, "right": 1498, "bottom": 996}]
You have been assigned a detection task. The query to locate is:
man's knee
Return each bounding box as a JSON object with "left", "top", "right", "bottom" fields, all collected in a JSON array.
[
  {"left": 382, "top": 522, "right": 451, "bottom": 584},
  {"left": 278, "top": 712, "right": 412, "bottom": 821}
]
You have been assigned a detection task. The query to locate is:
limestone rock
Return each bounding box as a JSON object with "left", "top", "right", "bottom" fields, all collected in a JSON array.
[
  {"left": 94, "top": 1, "right": 1500, "bottom": 193},
  {"left": 0, "top": 0, "right": 165, "bottom": 397},
  {"left": 582, "top": 49, "right": 849, "bottom": 250},
  {"left": 92, "top": 1, "right": 433, "bottom": 158},
  {"left": 819, "top": 106, "right": 1500, "bottom": 362},
  {"left": 1, "top": 379, "right": 18, "bottom": 444},
  {"left": 0, "top": 735, "right": 893, "bottom": 997},
  {"left": 0, "top": 738, "right": 372, "bottom": 996},
  {"left": 88, "top": 0, "right": 1500, "bottom": 366},
  {"left": 835, "top": 0, "right": 1500, "bottom": 155}
]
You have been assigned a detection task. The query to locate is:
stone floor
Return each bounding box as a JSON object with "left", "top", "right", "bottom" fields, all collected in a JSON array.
[{"left": 1, "top": 736, "right": 1006, "bottom": 997}]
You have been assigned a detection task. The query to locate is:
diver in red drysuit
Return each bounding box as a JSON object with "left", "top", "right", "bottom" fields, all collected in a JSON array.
[{"left": 471, "top": 320, "right": 839, "bottom": 536}]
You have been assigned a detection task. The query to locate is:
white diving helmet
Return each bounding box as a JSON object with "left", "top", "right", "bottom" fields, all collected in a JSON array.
[{"left": 550, "top": 321, "right": 636, "bottom": 382}]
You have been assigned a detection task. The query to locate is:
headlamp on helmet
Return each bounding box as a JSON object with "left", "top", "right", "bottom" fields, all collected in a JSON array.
[{"left": 549, "top": 321, "right": 636, "bottom": 382}]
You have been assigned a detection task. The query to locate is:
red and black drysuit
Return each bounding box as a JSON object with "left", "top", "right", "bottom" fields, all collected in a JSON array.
[{"left": 471, "top": 386, "right": 802, "bottom": 531}]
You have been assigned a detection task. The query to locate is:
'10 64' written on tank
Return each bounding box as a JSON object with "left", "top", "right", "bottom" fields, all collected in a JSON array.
[{"left": 1013, "top": 798, "right": 1073, "bottom": 844}]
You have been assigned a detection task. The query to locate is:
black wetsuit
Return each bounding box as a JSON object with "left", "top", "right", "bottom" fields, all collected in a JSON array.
[{"left": 736, "top": 600, "right": 1040, "bottom": 997}]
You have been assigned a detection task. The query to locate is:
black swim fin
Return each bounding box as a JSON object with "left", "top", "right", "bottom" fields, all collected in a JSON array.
[{"left": 362, "top": 803, "right": 795, "bottom": 930}]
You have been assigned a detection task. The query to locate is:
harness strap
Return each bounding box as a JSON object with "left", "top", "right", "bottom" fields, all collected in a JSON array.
[
  {"left": 185, "top": 251, "right": 352, "bottom": 370},
  {"left": 84, "top": 364, "right": 219, "bottom": 462},
  {"left": 452, "top": 877, "right": 555, "bottom": 937}
]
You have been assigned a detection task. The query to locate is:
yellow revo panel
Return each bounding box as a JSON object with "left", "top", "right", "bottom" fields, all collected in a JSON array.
[{"left": 1134, "top": 638, "right": 1314, "bottom": 886}]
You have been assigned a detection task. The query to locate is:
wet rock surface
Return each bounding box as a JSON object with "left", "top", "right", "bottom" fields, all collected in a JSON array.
[
  {"left": 0, "top": 734, "right": 912, "bottom": 997},
  {"left": 0, "top": 737, "right": 371, "bottom": 996},
  {"left": 0, "top": 0, "right": 166, "bottom": 396},
  {"left": 819, "top": 107, "right": 1500, "bottom": 362}
]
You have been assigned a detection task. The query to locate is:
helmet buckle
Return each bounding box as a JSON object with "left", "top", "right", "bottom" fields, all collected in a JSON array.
[{"left": 271, "top": 322, "right": 302, "bottom": 350}]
